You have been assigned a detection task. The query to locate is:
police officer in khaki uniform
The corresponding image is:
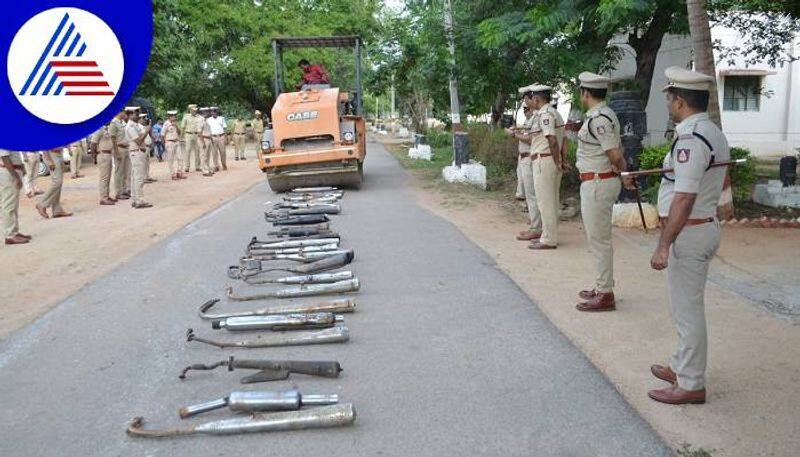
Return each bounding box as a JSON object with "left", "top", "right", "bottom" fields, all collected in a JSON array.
[
  {"left": 0, "top": 149, "right": 31, "bottom": 245},
  {"left": 232, "top": 116, "right": 247, "bottom": 160},
  {"left": 574, "top": 72, "right": 632, "bottom": 312},
  {"left": 251, "top": 110, "right": 265, "bottom": 148},
  {"left": 162, "top": 111, "right": 185, "bottom": 180},
  {"left": 507, "top": 85, "right": 543, "bottom": 241},
  {"left": 199, "top": 107, "right": 214, "bottom": 176},
  {"left": 125, "top": 107, "right": 153, "bottom": 209},
  {"left": 22, "top": 152, "right": 43, "bottom": 198},
  {"left": 139, "top": 114, "right": 157, "bottom": 183},
  {"left": 648, "top": 67, "right": 729, "bottom": 405},
  {"left": 527, "top": 85, "right": 567, "bottom": 250},
  {"left": 69, "top": 140, "right": 86, "bottom": 179},
  {"left": 90, "top": 124, "right": 117, "bottom": 205},
  {"left": 36, "top": 148, "right": 72, "bottom": 219},
  {"left": 180, "top": 104, "right": 203, "bottom": 172},
  {"left": 109, "top": 110, "right": 131, "bottom": 200}
]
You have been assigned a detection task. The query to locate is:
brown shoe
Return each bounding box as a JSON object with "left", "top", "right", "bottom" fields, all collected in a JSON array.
[
  {"left": 100, "top": 198, "right": 116, "bottom": 205},
  {"left": 35, "top": 204, "right": 49, "bottom": 219},
  {"left": 195, "top": 168, "right": 201, "bottom": 172},
  {"left": 132, "top": 202, "right": 153, "bottom": 209},
  {"left": 16, "top": 233, "right": 32, "bottom": 240},
  {"left": 516, "top": 231, "right": 541, "bottom": 241},
  {"left": 651, "top": 364, "right": 677, "bottom": 384},
  {"left": 578, "top": 289, "right": 597, "bottom": 300},
  {"left": 116, "top": 194, "right": 130, "bottom": 200},
  {"left": 648, "top": 385, "right": 706, "bottom": 405},
  {"left": 222, "top": 165, "right": 228, "bottom": 171},
  {"left": 528, "top": 241, "right": 557, "bottom": 250},
  {"left": 5, "top": 235, "right": 30, "bottom": 245},
  {"left": 52, "top": 211, "right": 73, "bottom": 218},
  {"left": 576, "top": 291, "right": 616, "bottom": 312},
  {"left": 202, "top": 172, "right": 213, "bottom": 177},
  {"left": 178, "top": 173, "right": 187, "bottom": 179}
]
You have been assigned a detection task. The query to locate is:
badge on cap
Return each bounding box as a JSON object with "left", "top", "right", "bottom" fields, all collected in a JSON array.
[
  {"left": 542, "top": 118, "right": 549, "bottom": 126},
  {"left": 596, "top": 126, "right": 606, "bottom": 135},
  {"left": 676, "top": 148, "right": 690, "bottom": 163}
]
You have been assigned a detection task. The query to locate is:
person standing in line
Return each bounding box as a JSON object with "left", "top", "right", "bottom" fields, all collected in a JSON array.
[
  {"left": 573, "top": 72, "right": 632, "bottom": 312},
  {"left": 207, "top": 107, "right": 228, "bottom": 171},
  {"left": 251, "top": 110, "right": 265, "bottom": 158},
  {"left": 180, "top": 104, "right": 203, "bottom": 172},
  {"left": 139, "top": 114, "right": 157, "bottom": 183},
  {"left": 526, "top": 84, "right": 567, "bottom": 251},
  {"left": 162, "top": 111, "right": 185, "bottom": 180},
  {"left": 35, "top": 148, "right": 73, "bottom": 219},
  {"left": 199, "top": 107, "right": 214, "bottom": 177},
  {"left": 90, "top": 123, "right": 118, "bottom": 206},
  {"left": 109, "top": 110, "right": 130, "bottom": 200},
  {"left": 0, "top": 149, "right": 32, "bottom": 245},
  {"left": 152, "top": 118, "right": 165, "bottom": 162},
  {"left": 69, "top": 140, "right": 85, "bottom": 179},
  {"left": 507, "top": 86, "right": 543, "bottom": 242},
  {"left": 125, "top": 107, "right": 153, "bottom": 209},
  {"left": 22, "top": 152, "right": 43, "bottom": 198},
  {"left": 648, "top": 67, "right": 729, "bottom": 405},
  {"left": 232, "top": 116, "right": 247, "bottom": 160}
]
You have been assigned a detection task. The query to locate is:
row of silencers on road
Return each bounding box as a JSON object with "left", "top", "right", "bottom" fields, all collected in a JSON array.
[{"left": 129, "top": 188, "right": 357, "bottom": 439}]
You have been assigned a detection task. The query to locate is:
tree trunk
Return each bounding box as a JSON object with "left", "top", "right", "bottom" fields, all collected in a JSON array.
[
  {"left": 630, "top": 4, "right": 673, "bottom": 108},
  {"left": 686, "top": 0, "right": 721, "bottom": 128},
  {"left": 686, "top": 0, "right": 733, "bottom": 219},
  {"left": 490, "top": 91, "right": 507, "bottom": 126}
]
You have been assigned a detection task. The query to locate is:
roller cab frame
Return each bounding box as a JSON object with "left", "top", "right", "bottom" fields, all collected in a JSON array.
[{"left": 260, "top": 36, "right": 366, "bottom": 192}]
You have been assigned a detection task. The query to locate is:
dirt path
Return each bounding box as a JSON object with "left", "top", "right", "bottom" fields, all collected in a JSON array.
[
  {"left": 0, "top": 144, "right": 263, "bottom": 339},
  {"left": 386, "top": 141, "right": 800, "bottom": 456}
]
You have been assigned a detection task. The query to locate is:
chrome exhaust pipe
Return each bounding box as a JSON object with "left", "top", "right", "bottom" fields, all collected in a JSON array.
[
  {"left": 247, "top": 243, "right": 340, "bottom": 256},
  {"left": 245, "top": 271, "right": 354, "bottom": 285},
  {"left": 228, "top": 251, "right": 354, "bottom": 279},
  {"left": 267, "top": 223, "right": 330, "bottom": 234},
  {"left": 186, "top": 325, "right": 350, "bottom": 349},
  {"left": 224, "top": 278, "right": 360, "bottom": 301},
  {"left": 241, "top": 250, "right": 351, "bottom": 264},
  {"left": 250, "top": 238, "right": 341, "bottom": 249},
  {"left": 179, "top": 389, "right": 339, "bottom": 418},
  {"left": 211, "top": 313, "right": 344, "bottom": 332},
  {"left": 127, "top": 403, "right": 356, "bottom": 437},
  {"left": 197, "top": 298, "right": 356, "bottom": 320},
  {"left": 268, "top": 214, "right": 329, "bottom": 226},
  {"left": 178, "top": 358, "right": 343, "bottom": 383},
  {"left": 292, "top": 186, "right": 340, "bottom": 193}
]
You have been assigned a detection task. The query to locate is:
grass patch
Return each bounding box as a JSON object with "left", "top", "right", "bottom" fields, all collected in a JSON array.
[{"left": 676, "top": 444, "right": 715, "bottom": 457}]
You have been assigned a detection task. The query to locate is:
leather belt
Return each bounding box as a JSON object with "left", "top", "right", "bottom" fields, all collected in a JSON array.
[
  {"left": 234, "top": 133, "right": 245, "bottom": 135},
  {"left": 100, "top": 150, "right": 112, "bottom": 154},
  {"left": 166, "top": 139, "right": 179, "bottom": 143},
  {"left": 531, "top": 153, "right": 552, "bottom": 160},
  {"left": 660, "top": 217, "right": 714, "bottom": 226},
  {"left": 519, "top": 152, "right": 530, "bottom": 159},
  {"left": 186, "top": 131, "right": 198, "bottom": 134},
  {"left": 212, "top": 134, "right": 224, "bottom": 137},
  {"left": 0, "top": 164, "right": 23, "bottom": 170},
  {"left": 580, "top": 171, "right": 618, "bottom": 181}
]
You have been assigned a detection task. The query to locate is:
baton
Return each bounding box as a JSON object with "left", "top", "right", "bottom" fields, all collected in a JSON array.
[{"left": 620, "top": 159, "right": 746, "bottom": 178}]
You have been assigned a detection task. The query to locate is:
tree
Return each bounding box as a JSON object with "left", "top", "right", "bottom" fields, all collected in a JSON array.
[{"left": 686, "top": 0, "right": 722, "bottom": 127}]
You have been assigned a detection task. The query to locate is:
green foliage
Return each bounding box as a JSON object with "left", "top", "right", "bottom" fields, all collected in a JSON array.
[
  {"left": 426, "top": 130, "right": 452, "bottom": 148},
  {"left": 466, "top": 125, "right": 517, "bottom": 189},
  {"left": 676, "top": 444, "right": 715, "bottom": 457}
]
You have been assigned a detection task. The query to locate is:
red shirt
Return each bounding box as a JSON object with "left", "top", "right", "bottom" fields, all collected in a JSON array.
[{"left": 301, "top": 64, "right": 330, "bottom": 85}]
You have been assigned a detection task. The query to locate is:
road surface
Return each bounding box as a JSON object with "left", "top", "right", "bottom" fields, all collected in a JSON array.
[{"left": 0, "top": 140, "right": 670, "bottom": 456}]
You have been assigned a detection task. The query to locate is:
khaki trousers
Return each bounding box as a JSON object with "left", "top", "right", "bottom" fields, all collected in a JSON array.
[
  {"left": 23, "top": 153, "right": 40, "bottom": 195},
  {"left": 184, "top": 133, "right": 200, "bottom": 171},
  {"left": 166, "top": 141, "right": 181, "bottom": 175},
  {"left": 144, "top": 147, "right": 152, "bottom": 179},
  {"left": 129, "top": 149, "right": 147, "bottom": 205},
  {"left": 515, "top": 160, "right": 524, "bottom": 199},
  {"left": 580, "top": 178, "right": 621, "bottom": 292},
  {"left": 201, "top": 137, "right": 214, "bottom": 174},
  {"left": 39, "top": 154, "right": 64, "bottom": 212},
  {"left": 531, "top": 156, "right": 562, "bottom": 246},
  {"left": 668, "top": 221, "right": 721, "bottom": 391},
  {"left": 234, "top": 134, "right": 246, "bottom": 159},
  {"left": 518, "top": 156, "right": 542, "bottom": 232},
  {"left": 97, "top": 152, "right": 113, "bottom": 199},
  {"left": 0, "top": 167, "right": 21, "bottom": 237},
  {"left": 113, "top": 148, "right": 129, "bottom": 197},
  {"left": 210, "top": 135, "right": 226, "bottom": 169},
  {"left": 70, "top": 146, "right": 83, "bottom": 176}
]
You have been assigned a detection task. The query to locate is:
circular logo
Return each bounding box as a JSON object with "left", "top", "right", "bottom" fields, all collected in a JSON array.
[{"left": 7, "top": 7, "right": 124, "bottom": 125}]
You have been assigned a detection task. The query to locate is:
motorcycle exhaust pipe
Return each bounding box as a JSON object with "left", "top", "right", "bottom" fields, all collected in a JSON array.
[
  {"left": 267, "top": 205, "right": 340, "bottom": 216},
  {"left": 276, "top": 202, "right": 340, "bottom": 210},
  {"left": 245, "top": 271, "right": 354, "bottom": 285},
  {"left": 186, "top": 325, "right": 350, "bottom": 349},
  {"left": 292, "top": 186, "right": 340, "bottom": 193},
  {"left": 268, "top": 214, "right": 329, "bottom": 226},
  {"left": 197, "top": 297, "right": 356, "bottom": 320},
  {"left": 268, "top": 223, "right": 330, "bottom": 235},
  {"left": 249, "top": 237, "right": 341, "bottom": 249},
  {"left": 228, "top": 251, "right": 354, "bottom": 279},
  {"left": 224, "top": 278, "right": 360, "bottom": 301},
  {"left": 247, "top": 243, "right": 340, "bottom": 257},
  {"left": 127, "top": 403, "right": 356, "bottom": 437},
  {"left": 178, "top": 357, "right": 343, "bottom": 383},
  {"left": 211, "top": 313, "right": 344, "bottom": 332},
  {"left": 241, "top": 250, "right": 350, "bottom": 264},
  {"left": 179, "top": 389, "right": 339, "bottom": 419},
  {"left": 265, "top": 229, "right": 338, "bottom": 239}
]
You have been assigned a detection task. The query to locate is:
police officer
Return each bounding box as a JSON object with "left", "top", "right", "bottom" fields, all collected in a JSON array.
[
  {"left": 69, "top": 139, "right": 86, "bottom": 179},
  {"left": 574, "top": 72, "right": 632, "bottom": 312},
  {"left": 507, "top": 85, "right": 542, "bottom": 241},
  {"left": 36, "top": 148, "right": 72, "bottom": 219},
  {"left": 648, "top": 67, "right": 728, "bottom": 405},
  {"left": 109, "top": 110, "right": 130, "bottom": 200},
  {"left": 0, "top": 149, "right": 31, "bottom": 245},
  {"left": 199, "top": 107, "right": 214, "bottom": 176},
  {"left": 527, "top": 85, "right": 567, "bottom": 250},
  {"left": 232, "top": 116, "right": 247, "bottom": 160},
  {"left": 251, "top": 110, "right": 265, "bottom": 150},
  {"left": 139, "top": 114, "right": 156, "bottom": 183},
  {"left": 90, "top": 123, "right": 117, "bottom": 205},
  {"left": 22, "top": 151, "right": 43, "bottom": 198},
  {"left": 207, "top": 107, "right": 227, "bottom": 171},
  {"left": 125, "top": 107, "right": 153, "bottom": 209},
  {"left": 180, "top": 104, "right": 203, "bottom": 172},
  {"left": 162, "top": 111, "right": 185, "bottom": 180}
]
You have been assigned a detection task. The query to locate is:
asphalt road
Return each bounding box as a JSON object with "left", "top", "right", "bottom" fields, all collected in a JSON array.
[{"left": 0, "top": 141, "right": 670, "bottom": 456}]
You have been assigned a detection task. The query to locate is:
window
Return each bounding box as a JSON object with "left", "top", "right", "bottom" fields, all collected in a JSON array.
[{"left": 723, "top": 75, "right": 761, "bottom": 111}]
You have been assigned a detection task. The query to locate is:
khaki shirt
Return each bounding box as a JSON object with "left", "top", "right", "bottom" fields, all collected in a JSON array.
[
  {"left": 125, "top": 120, "right": 144, "bottom": 151},
  {"left": 657, "top": 112, "right": 729, "bottom": 219},
  {"left": 530, "top": 105, "right": 564, "bottom": 154},
  {"left": 576, "top": 102, "right": 620, "bottom": 173},
  {"left": 91, "top": 126, "right": 114, "bottom": 151},
  {"left": 517, "top": 114, "right": 536, "bottom": 154},
  {"left": 251, "top": 118, "right": 264, "bottom": 135},
  {"left": 200, "top": 118, "right": 211, "bottom": 138},
  {"left": 109, "top": 118, "right": 129, "bottom": 149},
  {"left": 0, "top": 149, "right": 23, "bottom": 166},
  {"left": 180, "top": 113, "right": 203, "bottom": 134},
  {"left": 162, "top": 120, "right": 180, "bottom": 141},
  {"left": 232, "top": 119, "right": 246, "bottom": 135}
]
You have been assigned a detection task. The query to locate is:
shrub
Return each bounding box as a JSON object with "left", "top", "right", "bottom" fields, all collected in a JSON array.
[{"left": 426, "top": 130, "right": 452, "bottom": 148}]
